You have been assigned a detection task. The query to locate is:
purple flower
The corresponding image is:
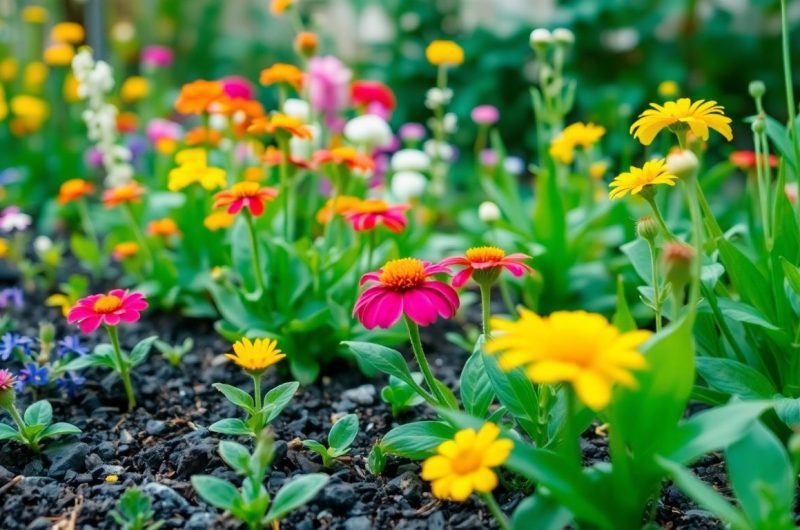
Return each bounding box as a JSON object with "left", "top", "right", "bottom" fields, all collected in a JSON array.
[
  {"left": 85, "top": 147, "right": 104, "bottom": 169},
  {"left": 307, "top": 56, "right": 352, "bottom": 132},
  {"left": 57, "top": 336, "right": 89, "bottom": 358},
  {"left": 480, "top": 148, "right": 498, "bottom": 167},
  {"left": 0, "top": 333, "right": 33, "bottom": 361},
  {"left": 56, "top": 372, "right": 86, "bottom": 397},
  {"left": 16, "top": 362, "right": 48, "bottom": 392},
  {"left": 471, "top": 105, "right": 500, "bottom": 126},
  {"left": 0, "top": 288, "right": 23, "bottom": 310},
  {"left": 398, "top": 123, "right": 426, "bottom": 143},
  {"left": 141, "top": 45, "right": 173, "bottom": 68}
]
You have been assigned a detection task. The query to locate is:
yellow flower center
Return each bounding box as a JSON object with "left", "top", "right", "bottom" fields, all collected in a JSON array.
[
  {"left": 93, "top": 295, "right": 123, "bottom": 314},
  {"left": 451, "top": 449, "right": 483, "bottom": 474},
  {"left": 354, "top": 199, "right": 389, "bottom": 214},
  {"left": 465, "top": 246, "right": 505, "bottom": 263},
  {"left": 379, "top": 258, "right": 426, "bottom": 290},
  {"left": 231, "top": 181, "right": 260, "bottom": 198}
]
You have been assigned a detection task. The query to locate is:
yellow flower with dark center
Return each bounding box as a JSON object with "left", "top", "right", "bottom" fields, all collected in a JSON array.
[
  {"left": 421, "top": 423, "right": 512, "bottom": 501},
  {"left": 425, "top": 40, "right": 464, "bottom": 66},
  {"left": 486, "top": 309, "right": 651, "bottom": 410},
  {"left": 225, "top": 337, "right": 286, "bottom": 373},
  {"left": 630, "top": 98, "right": 733, "bottom": 145},
  {"left": 609, "top": 159, "right": 678, "bottom": 200},
  {"left": 43, "top": 44, "right": 74, "bottom": 66},
  {"left": 549, "top": 122, "right": 605, "bottom": 164},
  {"left": 121, "top": 76, "right": 149, "bottom": 102},
  {"left": 51, "top": 22, "right": 85, "bottom": 44}
]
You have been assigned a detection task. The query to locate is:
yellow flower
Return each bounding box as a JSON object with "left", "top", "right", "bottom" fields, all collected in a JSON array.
[
  {"left": 147, "top": 218, "right": 181, "bottom": 238},
  {"left": 487, "top": 309, "right": 651, "bottom": 410},
  {"left": 204, "top": 211, "right": 235, "bottom": 231},
  {"left": 658, "top": 80, "right": 679, "bottom": 98},
  {"left": 105, "top": 474, "right": 119, "bottom": 483},
  {"left": 271, "top": 0, "right": 293, "bottom": 14},
  {"left": 609, "top": 159, "right": 678, "bottom": 200},
  {"left": 0, "top": 85, "right": 7, "bottom": 122},
  {"left": 21, "top": 6, "right": 48, "bottom": 24},
  {"left": 51, "top": 22, "right": 85, "bottom": 44},
  {"left": 549, "top": 122, "right": 606, "bottom": 164},
  {"left": 63, "top": 73, "right": 80, "bottom": 102},
  {"left": 630, "top": 98, "right": 733, "bottom": 146},
  {"left": 0, "top": 58, "right": 18, "bottom": 82},
  {"left": 43, "top": 44, "right": 75, "bottom": 66},
  {"left": 0, "top": 238, "right": 8, "bottom": 258},
  {"left": 168, "top": 149, "right": 226, "bottom": 191},
  {"left": 45, "top": 293, "right": 72, "bottom": 317},
  {"left": 421, "top": 423, "right": 512, "bottom": 502},
  {"left": 589, "top": 160, "right": 608, "bottom": 180},
  {"left": 121, "top": 76, "right": 149, "bottom": 103},
  {"left": 10, "top": 95, "right": 49, "bottom": 130},
  {"left": 156, "top": 138, "right": 178, "bottom": 155},
  {"left": 425, "top": 40, "right": 464, "bottom": 66},
  {"left": 23, "top": 62, "right": 48, "bottom": 91},
  {"left": 225, "top": 337, "right": 286, "bottom": 373}
]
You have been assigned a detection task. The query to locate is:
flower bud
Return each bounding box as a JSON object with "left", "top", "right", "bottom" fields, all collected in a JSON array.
[
  {"left": 529, "top": 28, "right": 553, "bottom": 52},
  {"left": 663, "top": 241, "right": 695, "bottom": 291},
  {"left": 552, "top": 28, "right": 575, "bottom": 46},
  {"left": 391, "top": 149, "right": 430, "bottom": 172},
  {"left": 294, "top": 31, "right": 318, "bottom": 58},
  {"left": 0, "top": 369, "right": 16, "bottom": 410},
  {"left": 751, "top": 118, "right": 766, "bottom": 135},
  {"left": 478, "top": 201, "right": 501, "bottom": 223},
  {"left": 39, "top": 322, "right": 56, "bottom": 344},
  {"left": 748, "top": 80, "right": 766, "bottom": 99},
  {"left": 666, "top": 150, "right": 699, "bottom": 181},
  {"left": 636, "top": 215, "right": 659, "bottom": 242},
  {"left": 33, "top": 235, "right": 53, "bottom": 254},
  {"left": 282, "top": 98, "right": 310, "bottom": 122}
]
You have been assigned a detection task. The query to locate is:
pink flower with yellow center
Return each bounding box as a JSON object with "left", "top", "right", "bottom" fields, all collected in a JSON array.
[
  {"left": 213, "top": 182, "right": 278, "bottom": 217},
  {"left": 67, "top": 290, "right": 148, "bottom": 334},
  {"left": 345, "top": 199, "right": 410, "bottom": 233},
  {"left": 440, "top": 246, "right": 533, "bottom": 288},
  {"left": 354, "top": 258, "right": 459, "bottom": 329}
]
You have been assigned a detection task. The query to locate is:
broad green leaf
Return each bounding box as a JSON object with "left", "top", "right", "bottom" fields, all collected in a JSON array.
[
  {"left": 482, "top": 350, "right": 539, "bottom": 438},
  {"left": 343, "top": 341, "right": 430, "bottom": 400},
  {"left": 512, "top": 491, "right": 573, "bottom": 530},
  {"left": 209, "top": 418, "right": 253, "bottom": 436},
  {"left": 191, "top": 475, "right": 241, "bottom": 511},
  {"left": 264, "top": 473, "right": 329, "bottom": 523},
  {"left": 0, "top": 423, "right": 20, "bottom": 440},
  {"left": 696, "top": 358, "right": 776, "bottom": 399},
  {"left": 717, "top": 239, "right": 773, "bottom": 319},
  {"left": 61, "top": 352, "right": 116, "bottom": 371},
  {"left": 39, "top": 422, "right": 81, "bottom": 439},
  {"left": 698, "top": 298, "right": 779, "bottom": 331},
  {"left": 23, "top": 400, "right": 52, "bottom": 427},
  {"left": 302, "top": 440, "right": 328, "bottom": 455},
  {"left": 366, "top": 444, "right": 386, "bottom": 475},
  {"left": 380, "top": 421, "right": 456, "bottom": 460},
  {"left": 781, "top": 257, "right": 800, "bottom": 296},
  {"left": 612, "top": 276, "right": 637, "bottom": 332},
  {"left": 460, "top": 337, "right": 494, "bottom": 417},
  {"left": 263, "top": 381, "right": 299, "bottom": 423},
  {"left": 218, "top": 441, "right": 251, "bottom": 474},
  {"left": 129, "top": 336, "right": 158, "bottom": 367},
  {"left": 328, "top": 413, "right": 358, "bottom": 451},
  {"left": 213, "top": 383, "right": 255, "bottom": 413},
  {"left": 620, "top": 239, "right": 652, "bottom": 284}
]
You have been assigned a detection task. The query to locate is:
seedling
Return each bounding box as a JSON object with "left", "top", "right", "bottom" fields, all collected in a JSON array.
[
  {"left": 381, "top": 374, "right": 426, "bottom": 416},
  {"left": 109, "top": 487, "right": 165, "bottom": 530},
  {"left": 303, "top": 413, "right": 359, "bottom": 467},
  {"left": 154, "top": 337, "right": 193, "bottom": 367}
]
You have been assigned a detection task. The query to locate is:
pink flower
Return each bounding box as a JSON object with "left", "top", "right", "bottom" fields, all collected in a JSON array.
[
  {"left": 307, "top": 56, "right": 352, "bottom": 131},
  {"left": 141, "top": 45, "right": 173, "bottom": 67},
  {"left": 0, "top": 368, "right": 14, "bottom": 391},
  {"left": 471, "top": 105, "right": 499, "bottom": 125},
  {"left": 440, "top": 246, "right": 533, "bottom": 287},
  {"left": 221, "top": 76, "right": 255, "bottom": 100},
  {"left": 399, "top": 123, "right": 426, "bottom": 142},
  {"left": 67, "top": 290, "right": 148, "bottom": 334},
  {"left": 146, "top": 118, "right": 182, "bottom": 144},
  {"left": 354, "top": 258, "right": 459, "bottom": 329},
  {"left": 345, "top": 199, "right": 410, "bottom": 233}
]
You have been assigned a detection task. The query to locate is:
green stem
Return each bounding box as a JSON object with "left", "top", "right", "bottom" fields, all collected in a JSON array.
[
  {"left": 106, "top": 325, "right": 136, "bottom": 410},
  {"left": 252, "top": 373, "right": 263, "bottom": 432},
  {"left": 780, "top": 0, "right": 800, "bottom": 221},
  {"left": 404, "top": 316, "right": 451, "bottom": 408},
  {"left": 6, "top": 404, "right": 38, "bottom": 453},
  {"left": 77, "top": 198, "right": 100, "bottom": 252},
  {"left": 244, "top": 212, "right": 267, "bottom": 295},
  {"left": 647, "top": 241, "right": 663, "bottom": 332},
  {"left": 643, "top": 196, "right": 676, "bottom": 241},
  {"left": 753, "top": 130, "right": 772, "bottom": 247},
  {"left": 123, "top": 203, "right": 154, "bottom": 271},
  {"left": 498, "top": 277, "right": 517, "bottom": 318},
  {"left": 562, "top": 387, "right": 582, "bottom": 469},
  {"left": 479, "top": 492, "right": 510, "bottom": 530},
  {"left": 479, "top": 283, "right": 493, "bottom": 338},
  {"left": 277, "top": 135, "right": 293, "bottom": 241},
  {"left": 684, "top": 177, "right": 704, "bottom": 324}
]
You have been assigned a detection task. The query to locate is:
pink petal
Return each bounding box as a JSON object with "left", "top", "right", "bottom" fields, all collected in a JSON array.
[
  {"left": 67, "top": 307, "right": 94, "bottom": 323},
  {"left": 248, "top": 198, "right": 265, "bottom": 216},
  {"left": 103, "top": 314, "right": 122, "bottom": 326},
  {"left": 359, "top": 271, "right": 382, "bottom": 285},
  {"left": 79, "top": 316, "right": 103, "bottom": 334},
  {"left": 438, "top": 257, "right": 469, "bottom": 267},
  {"left": 354, "top": 285, "right": 386, "bottom": 313},
  {"left": 117, "top": 310, "right": 141, "bottom": 323},
  {"left": 451, "top": 268, "right": 474, "bottom": 288},
  {"left": 423, "top": 281, "right": 460, "bottom": 312},
  {"left": 502, "top": 263, "right": 530, "bottom": 277},
  {"left": 402, "top": 289, "right": 439, "bottom": 326}
]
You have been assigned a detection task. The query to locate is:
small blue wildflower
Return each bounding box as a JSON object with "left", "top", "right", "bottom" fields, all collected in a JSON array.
[
  {"left": 56, "top": 371, "right": 86, "bottom": 397},
  {"left": 0, "top": 333, "right": 33, "bottom": 361},
  {"left": 15, "top": 363, "right": 49, "bottom": 392},
  {"left": 57, "top": 335, "right": 89, "bottom": 358}
]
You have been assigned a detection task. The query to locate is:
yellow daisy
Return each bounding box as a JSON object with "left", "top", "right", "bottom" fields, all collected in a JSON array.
[
  {"left": 630, "top": 98, "right": 733, "bottom": 146},
  {"left": 608, "top": 159, "right": 678, "bottom": 200},
  {"left": 549, "top": 122, "right": 606, "bottom": 164},
  {"left": 421, "top": 423, "right": 513, "bottom": 502},
  {"left": 486, "top": 309, "right": 651, "bottom": 411},
  {"left": 225, "top": 338, "right": 286, "bottom": 373}
]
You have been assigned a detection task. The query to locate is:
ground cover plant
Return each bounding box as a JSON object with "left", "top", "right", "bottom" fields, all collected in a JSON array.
[{"left": 0, "top": 0, "right": 799, "bottom": 528}]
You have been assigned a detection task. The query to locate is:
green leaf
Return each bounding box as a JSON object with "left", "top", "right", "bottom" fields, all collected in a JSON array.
[
  {"left": 717, "top": 239, "right": 773, "bottom": 319},
  {"left": 39, "top": 422, "right": 81, "bottom": 440},
  {"left": 328, "top": 413, "right": 358, "bottom": 452},
  {"left": 698, "top": 298, "right": 779, "bottom": 331},
  {"left": 23, "top": 400, "right": 52, "bottom": 427},
  {"left": 343, "top": 342, "right": 430, "bottom": 400},
  {"left": 381, "top": 374, "right": 425, "bottom": 416},
  {"left": 0, "top": 423, "right": 20, "bottom": 440},
  {"left": 191, "top": 475, "right": 241, "bottom": 512},
  {"left": 781, "top": 257, "right": 800, "bottom": 296},
  {"left": 620, "top": 239, "right": 652, "bottom": 284},
  {"left": 264, "top": 473, "right": 330, "bottom": 523},
  {"left": 302, "top": 440, "right": 328, "bottom": 455},
  {"left": 696, "top": 358, "right": 776, "bottom": 399},
  {"left": 213, "top": 383, "right": 255, "bottom": 413},
  {"left": 366, "top": 443, "right": 386, "bottom": 475},
  {"left": 512, "top": 491, "right": 573, "bottom": 530},
  {"left": 61, "top": 352, "right": 116, "bottom": 371},
  {"left": 612, "top": 276, "right": 637, "bottom": 332},
  {"left": 380, "top": 421, "right": 456, "bottom": 460},
  {"left": 70, "top": 233, "right": 101, "bottom": 266},
  {"left": 482, "top": 351, "right": 539, "bottom": 438},
  {"left": 129, "top": 336, "right": 158, "bottom": 367},
  {"left": 263, "top": 381, "right": 299, "bottom": 424},
  {"left": 460, "top": 337, "right": 494, "bottom": 417},
  {"left": 218, "top": 441, "right": 251, "bottom": 474},
  {"left": 209, "top": 418, "right": 253, "bottom": 436}
]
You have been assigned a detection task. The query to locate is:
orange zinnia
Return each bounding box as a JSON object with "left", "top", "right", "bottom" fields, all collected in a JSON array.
[
  {"left": 316, "top": 195, "right": 362, "bottom": 224},
  {"left": 175, "top": 80, "right": 224, "bottom": 115},
  {"left": 148, "top": 218, "right": 181, "bottom": 237},
  {"left": 102, "top": 182, "right": 145, "bottom": 208},
  {"left": 185, "top": 126, "right": 223, "bottom": 147},
  {"left": 58, "top": 179, "right": 95, "bottom": 204},
  {"left": 259, "top": 63, "right": 304, "bottom": 91},
  {"left": 313, "top": 146, "right": 374, "bottom": 172},
  {"left": 248, "top": 113, "right": 312, "bottom": 139}
]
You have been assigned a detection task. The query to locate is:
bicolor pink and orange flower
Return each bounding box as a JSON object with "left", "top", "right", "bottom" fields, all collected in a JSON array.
[
  {"left": 213, "top": 182, "right": 278, "bottom": 216},
  {"left": 67, "top": 290, "right": 148, "bottom": 334},
  {"left": 345, "top": 199, "right": 409, "bottom": 233},
  {"left": 441, "top": 246, "right": 533, "bottom": 287}
]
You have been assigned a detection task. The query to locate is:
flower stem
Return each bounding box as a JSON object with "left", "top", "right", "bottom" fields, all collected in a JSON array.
[
  {"left": 479, "top": 283, "right": 493, "bottom": 338},
  {"left": 123, "top": 203, "right": 154, "bottom": 271},
  {"left": 244, "top": 212, "right": 267, "bottom": 295},
  {"left": 77, "top": 198, "right": 103, "bottom": 273},
  {"left": 562, "top": 387, "right": 582, "bottom": 469},
  {"left": 646, "top": 240, "right": 663, "bottom": 332},
  {"left": 684, "top": 176, "right": 704, "bottom": 324},
  {"left": 277, "top": 135, "right": 293, "bottom": 242},
  {"left": 404, "top": 316, "right": 451, "bottom": 409},
  {"left": 6, "top": 404, "right": 38, "bottom": 453},
  {"left": 780, "top": 0, "right": 800, "bottom": 221},
  {"left": 106, "top": 325, "right": 136, "bottom": 410},
  {"left": 252, "top": 373, "right": 263, "bottom": 432},
  {"left": 479, "top": 492, "right": 510, "bottom": 530},
  {"left": 643, "top": 196, "right": 675, "bottom": 241}
]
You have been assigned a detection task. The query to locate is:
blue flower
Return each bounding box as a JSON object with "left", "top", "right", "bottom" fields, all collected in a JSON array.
[
  {"left": 0, "top": 288, "right": 23, "bottom": 310},
  {"left": 57, "top": 335, "right": 89, "bottom": 358},
  {"left": 0, "top": 333, "right": 33, "bottom": 361},
  {"left": 56, "top": 371, "right": 86, "bottom": 397},
  {"left": 15, "top": 362, "right": 49, "bottom": 392}
]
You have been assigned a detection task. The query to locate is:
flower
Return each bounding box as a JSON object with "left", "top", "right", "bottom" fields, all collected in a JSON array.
[
  {"left": 426, "top": 41, "right": 464, "bottom": 66},
  {"left": 391, "top": 171, "right": 428, "bottom": 202},
  {"left": 295, "top": 31, "right": 318, "bottom": 57},
  {"left": 391, "top": 149, "right": 430, "bottom": 172},
  {"left": 146, "top": 118, "right": 182, "bottom": 144},
  {"left": 10, "top": 95, "right": 49, "bottom": 131},
  {"left": 282, "top": 98, "right": 311, "bottom": 121},
  {"left": 487, "top": 310, "right": 651, "bottom": 410},
  {"left": 175, "top": 80, "right": 224, "bottom": 115},
  {"left": 0, "top": 369, "right": 15, "bottom": 391},
  {"left": 121, "top": 76, "right": 149, "bottom": 102},
  {"left": 307, "top": 56, "right": 352, "bottom": 130},
  {"left": 213, "top": 182, "right": 279, "bottom": 216},
  {"left": 0, "top": 333, "right": 33, "bottom": 360},
  {"left": 221, "top": 75, "right": 255, "bottom": 100},
  {"left": 314, "top": 147, "right": 374, "bottom": 172},
  {"left": 316, "top": 195, "right": 362, "bottom": 224},
  {"left": 44, "top": 44, "right": 75, "bottom": 66},
  {"left": 553, "top": 28, "right": 575, "bottom": 45},
  {"left": 57, "top": 179, "right": 95, "bottom": 204},
  {"left": 23, "top": 62, "right": 47, "bottom": 90},
  {"left": 0, "top": 207, "right": 32, "bottom": 232},
  {"left": 102, "top": 182, "right": 145, "bottom": 208},
  {"left": 51, "top": 22, "right": 85, "bottom": 44},
  {"left": 549, "top": 122, "right": 605, "bottom": 164},
  {"left": 0, "top": 238, "right": 7, "bottom": 258},
  {"left": 270, "top": 0, "right": 293, "bottom": 15},
  {"left": 345, "top": 200, "right": 409, "bottom": 233},
  {"left": 67, "top": 290, "right": 148, "bottom": 334},
  {"left": 260, "top": 63, "right": 304, "bottom": 91},
  {"left": 248, "top": 113, "right": 312, "bottom": 139},
  {"left": 57, "top": 336, "right": 89, "bottom": 358},
  {"left": 529, "top": 28, "right": 553, "bottom": 49},
  {"left": 17, "top": 363, "right": 49, "bottom": 391},
  {"left": 112, "top": 241, "right": 139, "bottom": 260},
  {"left": 421, "top": 423, "right": 513, "bottom": 501},
  {"left": 147, "top": 218, "right": 181, "bottom": 238},
  {"left": 471, "top": 105, "right": 499, "bottom": 126},
  {"left": 225, "top": 337, "right": 285, "bottom": 373},
  {"left": 204, "top": 211, "right": 236, "bottom": 231},
  {"left": 609, "top": 159, "right": 678, "bottom": 200},
  {"left": 46, "top": 294, "right": 72, "bottom": 317},
  {"left": 399, "top": 123, "right": 426, "bottom": 143},
  {"left": 665, "top": 150, "right": 699, "bottom": 180},
  {"left": 589, "top": 161, "right": 609, "bottom": 180},
  {"left": 343, "top": 114, "right": 393, "bottom": 148},
  {"left": 441, "top": 247, "right": 532, "bottom": 288},
  {"left": 658, "top": 80, "right": 680, "bottom": 98},
  {"left": 354, "top": 258, "right": 459, "bottom": 329},
  {"left": 0, "top": 288, "right": 23, "bottom": 310},
  {"left": 184, "top": 126, "right": 223, "bottom": 147},
  {"left": 168, "top": 149, "right": 227, "bottom": 191},
  {"left": 630, "top": 98, "right": 733, "bottom": 145},
  {"left": 478, "top": 201, "right": 501, "bottom": 223},
  {"left": 351, "top": 80, "right": 396, "bottom": 117},
  {"left": 141, "top": 45, "right": 173, "bottom": 68},
  {"left": 730, "top": 150, "right": 778, "bottom": 171},
  {"left": 22, "top": 5, "right": 48, "bottom": 23}
]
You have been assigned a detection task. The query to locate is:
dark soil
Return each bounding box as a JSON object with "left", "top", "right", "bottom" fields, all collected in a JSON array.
[{"left": 0, "top": 284, "right": 729, "bottom": 530}]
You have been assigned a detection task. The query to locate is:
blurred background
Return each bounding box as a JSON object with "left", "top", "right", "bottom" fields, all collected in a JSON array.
[{"left": 2, "top": 0, "right": 799, "bottom": 161}]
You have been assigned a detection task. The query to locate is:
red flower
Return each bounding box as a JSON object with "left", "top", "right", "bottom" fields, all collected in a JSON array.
[
  {"left": 345, "top": 199, "right": 409, "bottom": 233},
  {"left": 213, "top": 182, "right": 278, "bottom": 216},
  {"left": 729, "top": 150, "right": 778, "bottom": 170},
  {"left": 351, "top": 80, "right": 396, "bottom": 115},
  {"left": 440, "top": 246, "right": 533, "bottom": 287},
  {"left": 67, "top": 290, "right": 148, "bottom": 334}
]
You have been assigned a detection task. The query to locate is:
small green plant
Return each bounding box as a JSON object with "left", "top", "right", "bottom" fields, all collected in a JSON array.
[
  {"left": 154, "top": 337, "right": 193, "bottom": 367},
  {"left": 0, "top": 369, "right": 81, "bottom": 453},
  {"left": 192, "top": 431, "right": 329, "bottom": 530},
  {"left": 109, "top": 487, "right": 164, "bottom": 530},
  {"left": 303, "top": 413, "right": 359, "bottom": 467},
  {"left": 381, "top": 374, "right": 426, "bottom": 416}
]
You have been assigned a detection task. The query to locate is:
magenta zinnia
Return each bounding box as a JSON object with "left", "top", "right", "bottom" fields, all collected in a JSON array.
[
  {"left": 345, "top": 199, "right": 410, "bottom": 233},
  {"left": 67, "top": 289, "right": 148, "bottom": 334},
  {"left": 354, "top": 258, "right": 459, "bottom": 329},
  {"left": 440, "top": 246, "right": 533, "bottom": 287}
]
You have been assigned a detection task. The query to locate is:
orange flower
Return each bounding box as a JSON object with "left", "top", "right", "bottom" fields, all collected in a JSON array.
[
  {"left": 244, "top": 167, "right": 263, "bottom": 181},
  {"left": 316, "top": 195, "right": 362, "bottom": 224},
  {"left": 175, "top": 80, "right": 224, "bottom": 115},
  {"left": 313, "top": 146, "right": 374, "bottom": 172},
  {"left": 259, "top": 63, "right": 304, "bottom": 91},
  {"left": 261, "top": 145, "right": 313, "bottom": 169},
  {"left": 270, "top": 0, "right": 293, "bottom": 15},
  {"left": 210, "top": 96, "right": 265, "bottom": 121},
  {"left": 112, "top": 241, "right": 139, "bottom": 260},
  {"left": 248, "top": 113, "right": 312, "bottom": 138},
  {"left": 185, "top": 126, "right": 223, "bottom": 147},
  {"left": 58, "top": 179, "right": 95, "bottom": 204},
  {"left": 148, "top": 218, "right": 181, "bottom": 237},
  {"left": 102, "top": 182, "right": 145, "bottom": 208},
  {"left": 116, "top": 112, "right": 138, "bottom": 133},
  {"left": 204, "top": 211, "right": 236, "bottom": 231},
  {"left": 213, "top": 182, "right": 279, "bottom": 217},
  {"left": 295, "top": 32, "right": 318, "bottom": 57}
]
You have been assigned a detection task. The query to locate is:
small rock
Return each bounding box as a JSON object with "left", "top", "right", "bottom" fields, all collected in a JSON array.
[
  {"left": 341, "top": 384, "right": 376, "bottom": 406},
  {"left": 345, "top": 515, "right": 374, "bottom": 530},
  {"left": 427, "top": 511, "right": 445, "bottom": 530},
  {"left": 0, "top": 464, "right": 15, "bottom": 482},
  {"left": 145, "top": 420, "right": 168, "bottom": 436},
  {"left": 97, "top": 441, "right": 115, "bottom": 460},
  {"left": 85, "top": 453, "right": 104, "bottom": 470},
  {"left": 47, "top": 442, "right": 89, "bottom": 480},
  {"left": 23, "top": 459, "right": 45, "bottom": 477},
  {"left": 184, "top": 512, "right": 216, "bottom": 530},
  {"left": 387, "top": 471, "right": 424, "bottom": 501},
  {"left": 25, "top": 517, "right": 51, "bottom": 530},
  {"left": 142, "top": 482, "right": 191, "bottom": 513},
  {"left": 320, "top": 483, "right": 357, "bottom": 512}
]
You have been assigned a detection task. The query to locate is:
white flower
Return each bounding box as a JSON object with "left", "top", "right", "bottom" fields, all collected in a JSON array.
[
  {"left": 391, "top": 171, "right": 427, "bottom": 202},
  {"left": 0, "top": 209, "right": 31, "bottom": 233},
  {"left": 283, "top": 98, "right": 311, "bottom": 122},
  {"left": 530, "top": 28, "right": 553, "bottom": 48},
  {"left": 666, "top": 150, "right": 699, "bottom": 180},
  {"left": 423, "top": 140, "right": 454, "bottom": 161},
  {"left": 33, "top": 236, "right": 53, "bottom": 254},
  {"left": 425, "top": 88, "right": 453, "bottom": 110},
  {"left": 391, "top": 149, "right": 430, "bottom": 172},
  {"left": 478, "top": 201, "right": 501, "bottom": 223},
  {"left": 443, "top": 112, "right": 458, "bottom": 134},
  {"left": 290, "top": 124, "right": 320, "bottom": 159},
  {"left": 504, "top": 156, "right": 525, "bottom": 176},
  {"left": 344, "top": 114, "right": 393, "bottom": 148},
  {"left": 553, "top": 28, "right": 575, "bottom": 46}
]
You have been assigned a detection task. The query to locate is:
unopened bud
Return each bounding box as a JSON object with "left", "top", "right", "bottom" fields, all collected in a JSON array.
[
  {"left": 666, "top": 150, "right": 699, "bottom": 180},
  {"left": 478, "top": 201, "right": 501, "bottom": 223},
  {"left": 294, "top": 31, "right": 318, "bottom": 58},
  {"left": 637, "top": 216, "right": 659, "bottom": 242},
  {"left": 552, "top": 28, "right": 575, "bottom": 46},
  {"left": 748, "top": 80, "right": 766, "bottom": 99},
  {"left": 39, "top": 322, "right": 55, "bottom": 343},
  {"left": 663, "top": 242, "right": 695, "bottom": 290},
  {"left": 751, "top": 118, "right": 766, "bottom": 135},
  {"left": 530, "top": 28, "right": 553, "bottom": 52}
]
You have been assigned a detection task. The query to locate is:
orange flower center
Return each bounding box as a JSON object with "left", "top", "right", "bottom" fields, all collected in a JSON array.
[
  {"left": 93, "top": 295, "right": 123, "bottom": 314},
  {"left": 231, "top": 182, "right": 260, "bottom": 198},
  {"left": 451, "top": 449, "right": 483, "bottom": 474},
  {"left": 465, "top": 246, "right": 505, "bottom": 263},
  {"left": 379, "top": 258, "right": 426, "bottom": 290}
]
